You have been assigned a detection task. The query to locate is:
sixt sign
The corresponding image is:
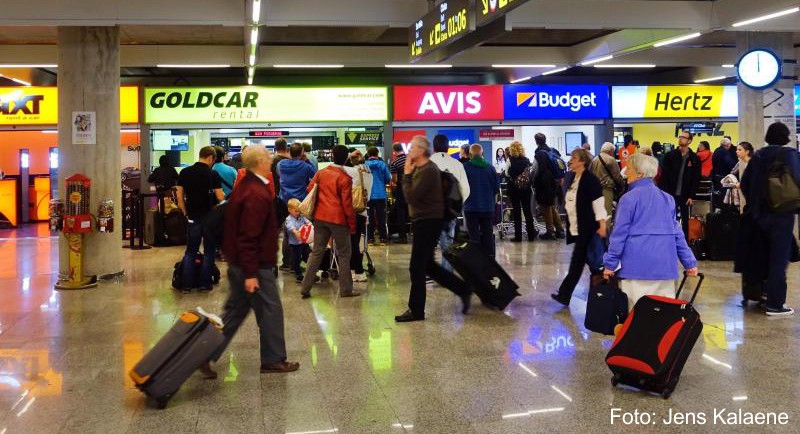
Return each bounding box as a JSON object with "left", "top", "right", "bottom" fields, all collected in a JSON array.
[{"left": 503, "top": 85, "right": 610, "bottom": 120}]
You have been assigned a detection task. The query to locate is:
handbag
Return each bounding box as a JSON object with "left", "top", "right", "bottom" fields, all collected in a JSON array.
[
  {"left": 585, "top": 276, "right": 628, "bottom": 335},
  {"left": 299, "top": 180, "right": 319, "bottom": 217},
  {"left": 766, "top": 147, "right": 800, "bottom": 213},
  {"left": 599, "top": 155, "right": 625, "bottom": 201},
  {"left": 352, "top": 168, "right": 367, "bottom": 213}
]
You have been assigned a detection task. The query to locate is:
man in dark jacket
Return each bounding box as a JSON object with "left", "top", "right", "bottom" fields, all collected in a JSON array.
[
  {"left": 659, "top": 131, "right": 701, "bottom": 239},
  {"left": 205, "top": 145, "right": 300, "bottom": 377},
  {"left": 533, "top": 133, "right": 565, "bottom": 239},
  {"left": 463, "top": 144, "right": 499, "bottom": 257},
  {"left": 711, "top": 137, "right": 737, "bottom": 207}
]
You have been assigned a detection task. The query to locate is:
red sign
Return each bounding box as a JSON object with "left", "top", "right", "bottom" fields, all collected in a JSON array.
[
  {"left": 393, "top": 85, "right": 504, "bottom": 121},
  {"left": 479, "top": 129, "right": 515, "bottom": 139},
  {"left": 250, "top": 130, "right": 289, "bottom": 137}
]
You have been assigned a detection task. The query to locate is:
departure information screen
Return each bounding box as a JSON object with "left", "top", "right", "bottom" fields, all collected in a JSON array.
[
  {"left": 477, "top": 0, "right": 529, "bottom": 26},
  {"left": 409, "top": 0, "right": 472, "bottom": 61}
]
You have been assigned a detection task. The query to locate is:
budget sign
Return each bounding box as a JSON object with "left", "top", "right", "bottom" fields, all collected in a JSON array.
[{"left": 503, "top": 85, "right": 610, "bottom": 120}]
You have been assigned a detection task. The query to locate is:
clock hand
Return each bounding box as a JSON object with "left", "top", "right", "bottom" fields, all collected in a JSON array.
[{"left": 757, "top": 53, "right": 760, "bottom": 73}]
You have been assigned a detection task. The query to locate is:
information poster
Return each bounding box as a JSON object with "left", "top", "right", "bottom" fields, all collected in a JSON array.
[{"left": 71, "top": 111, "right": 96, "bottom": 145}]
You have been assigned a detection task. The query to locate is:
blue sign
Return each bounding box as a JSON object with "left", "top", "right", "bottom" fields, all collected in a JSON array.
[
  {"left": 503, "top": 85, "right": 610, "bottom": 120},
  {"left": 436, "top": 128, "right": 475, "bottom": 149},
  {"left": 795, "top": 85, "right": 800, "bottom": 116}
]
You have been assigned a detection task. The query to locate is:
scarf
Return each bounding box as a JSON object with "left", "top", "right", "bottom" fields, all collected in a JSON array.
[{"left": 469, "top": 156, "right": 489, "bottom": 168}]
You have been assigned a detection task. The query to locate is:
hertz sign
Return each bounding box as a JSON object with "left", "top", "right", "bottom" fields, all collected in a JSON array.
[
  {"left": 0, "top": 87, "right": 139, "bottom": 125},
  {"left": 612, "top": 86, "right": 738, "bottom": 119},
  {"left": 409, "top": 0, "right": 472, "bottom": 60}
]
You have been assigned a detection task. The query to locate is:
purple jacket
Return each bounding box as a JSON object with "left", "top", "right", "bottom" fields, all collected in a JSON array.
[{"left": 603, "top": 178, "right": 697, "bottom": 280}]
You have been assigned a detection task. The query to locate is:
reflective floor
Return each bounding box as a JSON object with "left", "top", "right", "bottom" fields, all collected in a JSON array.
[{"left": 0, "top": 224, "right": 799, "bottom": 433}]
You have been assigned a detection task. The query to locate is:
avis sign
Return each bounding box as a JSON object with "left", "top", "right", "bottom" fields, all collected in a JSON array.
[{"left": 393, "top": 85, "right": 503, "bottom": 121}]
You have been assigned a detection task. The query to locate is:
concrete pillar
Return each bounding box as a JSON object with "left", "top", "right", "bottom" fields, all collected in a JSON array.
[
  {"left": 58, "top": 26, "right": 122, "bottom": 278},
  {"left": 736, "top": 32, "right": 795, "bottom": 149},
  {"left": 593, "top": 119, "right": 614, "bottom": 154}
]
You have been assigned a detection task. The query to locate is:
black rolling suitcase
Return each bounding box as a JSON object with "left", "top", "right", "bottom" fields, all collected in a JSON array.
[
  {"left": 704, "top": 208, "right": 739, "bottom": 261},
  {"left": 585, "top": 277, "right": 628, "bottom": 335},
  {"left": 606, "top": 273, "right": 704, "bottom": 399},
  {"left": 443, "top": 242, "right": 521, "bottom": 310},
  {"left": 130, "top": 310, "right": 225, "bottom": 408}
]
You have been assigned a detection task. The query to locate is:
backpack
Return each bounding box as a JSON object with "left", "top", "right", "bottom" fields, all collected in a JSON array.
[
  {"left": 514, "top": 160, "right": 538, "bottom": 190},
  {"left": 440, "top": 170, "right": 463, "bottom": 221},
  {"left": 540, "top": 148, "right": 567, "bottom": 179},
  {"left": 766, "top": 147, "right": 800, "bottom": 213}
]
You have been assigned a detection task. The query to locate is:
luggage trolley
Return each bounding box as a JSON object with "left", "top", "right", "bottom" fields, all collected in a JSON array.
[
  {"left": 495, "top": 181, "right": 517, "bottom": 240},
  {"left": 320, "top": 224, "right": 375, "bottom": 281}
]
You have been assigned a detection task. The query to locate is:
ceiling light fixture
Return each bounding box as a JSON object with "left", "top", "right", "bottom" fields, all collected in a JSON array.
[
  {"left": 510, "top": 76, "right": 532, "bottom": 84},
  {"left": 492, "top": 64, "right": 556, "bottom": 68},
  {"left": 579, "top": 55, "right": 613, "bottom": 66},
  {"left": 384, "top": 64, "right": 452, "bottom": 68},
  {"left": 722, "top": 64, "right": 735, "bottom": 68},
  {"left": 250, "top": 28, "right": 259, "bottom": 46},
  {"left": 247, "top": 76, "right": 254, "bottom": 85},
  {"left": 653, "top": 32, "right": 702, "bottom": 48},
  {"left": 156, "top": 64, "right": 231, "bottom": 68},
  {"left": 0, "top": 64, "right": 56, "bottom": 68},
  {"left": 252, "top": 0, "right": 261, "bottom": 23},
  {"left": 273, "top": 64, "right": 345, "bottom": 68},
  {"left": 694, "top": 75, "right": 727, "bottom": 83},
  {"left": 249, "top": 54, "right": 256, "bottom": 66},
  {"left": 594, "top": 64, "right": 656, "bottom": 68},
  {"left": 732, "top": 7, "right": 799, "bottom": 27},
  {"left": 542, "top": 67, "right": 568, "bottom": 76}
]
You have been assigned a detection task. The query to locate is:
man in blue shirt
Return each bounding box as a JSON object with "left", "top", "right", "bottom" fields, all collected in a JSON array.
[
  {"left": 213, "top": 147, "right": 237, "bottom": 198},
  {"left": 278, "top": 143, "right": 317, "bottom": 203},
  {"left": 365, "top": 147, "right": 392, "bottom": 245}
]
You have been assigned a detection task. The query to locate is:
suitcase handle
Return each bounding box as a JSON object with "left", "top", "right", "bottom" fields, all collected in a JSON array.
[{"left": 675, "top": 271, "right": 704, "bottom": 304}]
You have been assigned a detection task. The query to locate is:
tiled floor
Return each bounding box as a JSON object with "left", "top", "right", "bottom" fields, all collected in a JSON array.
[{"left": 0, "top": 224, "right": 799, "bottom": 433}]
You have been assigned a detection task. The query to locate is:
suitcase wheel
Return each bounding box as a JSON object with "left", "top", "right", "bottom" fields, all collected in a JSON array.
[
  {"left": 611, "top": 374, "right": 620, "bottom": 387},
  {"left": 153, "top": 395, "right": 172, "bottom": 410},
  {"left": 661, "top": 388, "right": 672, "bottom": 399}
]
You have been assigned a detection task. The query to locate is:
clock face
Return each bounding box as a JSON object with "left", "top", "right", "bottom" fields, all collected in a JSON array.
[{"left": 737, "top": 49, "right": 781, "bottom": 89}]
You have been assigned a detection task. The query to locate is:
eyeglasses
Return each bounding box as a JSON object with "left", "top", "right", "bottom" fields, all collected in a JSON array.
[{"left": 678, "top": 135, "right": 690, "bottom": 140}]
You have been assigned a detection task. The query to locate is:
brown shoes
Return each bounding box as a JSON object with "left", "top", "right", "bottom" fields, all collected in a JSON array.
[
  {"left": 260, "top": 361, "right": 300, "bottom": 373},
  {"left": 340, "top": 291, "right": 361, "bottom": 298},
  {"left": 198, "top": 361, "right": 218, "bottom": 380}
]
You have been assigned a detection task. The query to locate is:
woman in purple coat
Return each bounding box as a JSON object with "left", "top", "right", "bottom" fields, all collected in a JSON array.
[{"left": 603, "top": 153, "right": 699, "bottom": 308}]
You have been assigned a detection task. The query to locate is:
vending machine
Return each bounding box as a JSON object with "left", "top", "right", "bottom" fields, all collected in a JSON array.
[{"left": 55, "top": 174, "right": 98, "bottom": 290}]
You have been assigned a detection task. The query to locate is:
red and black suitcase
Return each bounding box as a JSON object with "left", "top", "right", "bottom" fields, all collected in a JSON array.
[
  {"left": 129, "top": 310, "right": 224, "bottom": 408},
  {"left": 443, "top": 242, "right": 521, "bottom": 310},
  {"left": 605, "top": 273, "right": 704, "bottom": 399}
]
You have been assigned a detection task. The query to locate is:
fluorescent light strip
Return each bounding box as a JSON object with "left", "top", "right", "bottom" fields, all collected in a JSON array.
[
  {"left": 252, "top": 0, "right": 261, "bottom": 23},
  {"left": 157, "top": 64, "right": 230, "bottom": 68},
  {"left": 733, "top": 396, "right": 748, "bottom": 401},
  {"left": 579, "top": 55, "right": 613, "bottom": 66},
  {"left": 542, "top": 67, "right": 568, "bottom": 76},
  {"left": 249, "top": 54, "right": 256, "bottom": 66},
  {"left": 385, "top": 64, "right": 452, "bottom": 68},
  {"left": 528, "top": 407, "right": 565, "bottom": 415},
  {"left": 285, "top": 429, "right": 338, "bottom": 434},
  {"left": 0, "top": 64, "right": 56, "bottom": 68},
  {"left": 502, "top": 412, "right": 531, "bottom": 419},
  {"left": 550, "top": 385, "right": 573, "bottom": 403},
  {"left": 518, "top": 362, "right": 538, "bottom": 377},
  {"left": 247, "top": 76, "right": 254, "bottom": 85},
  {"left": 594, "top": 64, "right": 656, "bottom": 68},
  {"left": 273, "top": 64, "right": 344, "bottom": 68},
  {"left": 653, "top": 32, "right": 702, "bottom": 48},
  {"left": 694, "top": 76, "right": 727, "bottom": 84},
  {"left": 722, "top": 64, "right": 735, "bottom": 68},
  {"left": 250, "top": 27, "right": 259, "bottom": 46},
  {"left": 510, "top": 76, "right": 531, "bottom": 84},
  {"left": 248, "top": 66, "right": 255, "bottom": 76},
  {"left": 733, "top": 7, "right": 799, "bottom": 27},
  {"left": 492, "top": 64, "right": 556, "bottom": 68},
  {"left": 16, "top": 397, "right": 35, "bottom": 417}
]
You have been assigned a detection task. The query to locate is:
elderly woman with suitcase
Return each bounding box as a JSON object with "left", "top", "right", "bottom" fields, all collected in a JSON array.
[{"left": 601, "top": 153, "right": 699, "bottom": 308}]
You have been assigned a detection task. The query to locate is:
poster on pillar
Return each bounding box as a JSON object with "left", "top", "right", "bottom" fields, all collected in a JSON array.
[
  {"left": 71, "top": 111, "right": 96, "bottom": 145},
  {"left": 763, "top": 85, "right": 795, "bottom": 132}
]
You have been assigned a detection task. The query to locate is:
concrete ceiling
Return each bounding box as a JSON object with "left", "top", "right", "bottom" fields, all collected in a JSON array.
[{"left": 0, "top": 0, "right": 798, "bottom": 86}]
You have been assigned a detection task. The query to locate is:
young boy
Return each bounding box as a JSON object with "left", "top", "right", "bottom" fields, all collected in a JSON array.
[{"left": 284, "top": 199, "right": 312, "bottom": 283}]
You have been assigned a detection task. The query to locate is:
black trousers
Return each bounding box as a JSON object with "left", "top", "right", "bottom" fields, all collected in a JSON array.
[
  {"left": 556, "top": 233, "right": 595, "bottom": 301},
  {"left": 510, "top": 188, "right": 535, "bottom": 239},
  {"left": 675, "top": 195, "right": 690, "bottom": 241},
  {"left": 368, "top": 199, "right": 388, "bottom": 242},
  {"left": 408, "top": 218, "right": 470, "bottom": 315},
  {"left": 761, "top": 213, "right": 795, "bottom": 309},
  {"left": 465, "top": 211, "right": 495, "bottom": 258},
  {"left": 350, "top": 214, "right": 367, "bottom": 274}
]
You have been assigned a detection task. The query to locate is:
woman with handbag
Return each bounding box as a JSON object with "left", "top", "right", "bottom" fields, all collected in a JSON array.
[{"left": 344, "top": 149, "right": 373, "bottom": 282}]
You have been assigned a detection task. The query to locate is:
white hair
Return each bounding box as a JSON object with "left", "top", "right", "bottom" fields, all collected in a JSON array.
[
  {"left": 627, "top": 153, "right": 659, "bottom": 179},
  {"left": 601, "top": 142, "right": 615, "bottom": 155},
  {"left": 410, "top": 135, "right": 431, "bottom": 157}
]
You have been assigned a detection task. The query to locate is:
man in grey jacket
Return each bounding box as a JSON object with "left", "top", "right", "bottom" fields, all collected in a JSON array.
[{"left": 589, "top": 142, "right": 625, "bottom": 217}]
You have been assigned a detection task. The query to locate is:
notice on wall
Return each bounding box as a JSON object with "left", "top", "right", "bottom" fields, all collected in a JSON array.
[{"left": 72, "top": 111, "right": 96, "bottom": 145}]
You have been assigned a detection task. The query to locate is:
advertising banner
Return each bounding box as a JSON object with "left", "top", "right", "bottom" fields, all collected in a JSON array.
[
  {"left": 345, "top": 131, "right": 383, "bottom": 145},
  {"left": 393, "top": 85, "right": 504, "bottom": 121},
  {"left": 0, "top": 87, "right": 139, "bottom": 125},
  {"left": 144, "top": 87, "right": 388, "bottom": 124},
  {"left": 612, "top": 86, "right": 738, "bottom": 119},
  {"left": 437, "top": 129, "right": 475, "bottom": 150},
  {"left": 504, "top": 85, "right": 610, "bottom": 120}
]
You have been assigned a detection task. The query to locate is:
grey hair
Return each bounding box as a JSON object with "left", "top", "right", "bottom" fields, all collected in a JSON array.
[
  {"left": 601, "top": 142, "right": 615, "bottom": 155},
  {"left": 626, "top": 153, "right": 659, "bottom": 179},
  {"left": 242, "top": 145, "right": 270, "bottom": 169},
  {"left": 410, "top": 135, "right": 432, "bottom": 157}
]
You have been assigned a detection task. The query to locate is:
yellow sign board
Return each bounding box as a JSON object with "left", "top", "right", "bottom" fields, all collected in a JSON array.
[
  {"left": 144, "top": 87, "right": 389, "bottom": 124},
  {"left": 644, "top": 86, "right": 726, "bottom": 118},
  {"left": 0, "top": 86, "right": 139, "bottom": 125}
]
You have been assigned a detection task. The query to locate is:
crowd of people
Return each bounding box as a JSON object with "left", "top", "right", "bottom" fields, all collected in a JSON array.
[{"left": 166, "top": 122, "right": 799, "bottom": 377}]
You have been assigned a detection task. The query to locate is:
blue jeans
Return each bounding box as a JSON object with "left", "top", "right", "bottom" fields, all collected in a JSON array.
[
  {"left": 181, "top": 220, "right": 216, "bottom": 288},
  {"left": 438, "top": 219, "right": 457, "bottom": 272}
]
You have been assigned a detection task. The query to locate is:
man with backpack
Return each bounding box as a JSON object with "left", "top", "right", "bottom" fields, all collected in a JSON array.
[
  {"left": 396, "top": 136, "right": 472, "bottom": 323},
  {"left": 533, "top": 133, "right": 566, "bottom": 239},
  {"left": 430, "top": 134, "right": 470, "bottom": 272},
  {"left": 213, "top": 147, "right": 237, "bottom": 199},
  {"left": 176, "top": 146, "right": 224, "bottom": 293}
]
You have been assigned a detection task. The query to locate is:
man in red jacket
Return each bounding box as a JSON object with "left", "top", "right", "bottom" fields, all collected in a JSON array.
[
  {"left": 300, "top": 145, "right": 360, "bottom": 299},
  {"left": 204, "top": 145, "right": 299, "bottom": 377}
]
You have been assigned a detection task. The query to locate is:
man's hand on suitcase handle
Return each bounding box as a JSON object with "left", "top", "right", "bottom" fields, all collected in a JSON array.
[
  {"left": 245, "top": 278, "right": 260, "bottom": 293},
  {"left": 685, "top": 267, "right": 699, "bottom": 277}
]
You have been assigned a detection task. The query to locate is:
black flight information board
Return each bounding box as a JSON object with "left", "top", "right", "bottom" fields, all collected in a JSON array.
[
  {"left": 477, "top": 0, "right": 529, "bottom": 26},
  {"left": 409, "top": 0, "right": 472, "bottom": 61}
]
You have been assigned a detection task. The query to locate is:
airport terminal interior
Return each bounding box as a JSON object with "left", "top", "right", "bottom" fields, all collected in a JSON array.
[{"left": 2, "top": 0, "right": 800, "bottom": 433}]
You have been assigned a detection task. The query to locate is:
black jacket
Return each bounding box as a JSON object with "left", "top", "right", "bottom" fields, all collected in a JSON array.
[
  {"left": 533, "top": 146, "right": 559, "bottom": 205},
  {"left": 711, "top": 146, "right": 737, "bottom": 180},
  {"left": 741, "top": 145, "right": 800, "bottom": 218},
  {"left": 506, "top": 156, "right": 531, "bottom": 193},
  {"left": 148, "top": 165, "right": 179, "bottom": 192},
  {"left": 564, "top": 171, "right": 603, "bottom": 245},
  {"left": 659, "top": 148, "right": 701, "bottom": 199}
]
